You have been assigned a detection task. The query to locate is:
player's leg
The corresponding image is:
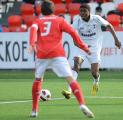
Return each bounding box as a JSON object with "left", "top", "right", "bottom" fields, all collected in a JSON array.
[
  {"left": 31, "top": 59, "right": 49, "bottom": 117},
  {"left": 91, "top": 63, "right": 100, "bottom": 96},
  {"left": 31, "top": 77, "right": 43, "bottom": 117},
  {"left": 65, "top": 76, "right": 94, "bottom": 118},
  {"left": 62, "top": 56, "right": 84, "bottom": 99},
  {"left": 71, "top": 56, "right": 84, "bottom": 83},
  {"left": 87, "top": 49, "right": 101, "bottom": 96},
  {"left": 52, "top": 57, "right": 94, "bottom": 118}
]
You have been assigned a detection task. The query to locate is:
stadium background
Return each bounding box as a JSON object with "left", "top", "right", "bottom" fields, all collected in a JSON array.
[{"left": 0, "top": 0, "right": 123, "bottom": 69}]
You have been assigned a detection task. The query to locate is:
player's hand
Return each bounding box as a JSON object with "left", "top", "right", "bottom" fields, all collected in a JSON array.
[
  {"left": 115, "top": 40, "right": 121, "bottom": 49},
  {"left": 87, "top": 49, "right": 91, "bottom": 55},
  {"left": 28, "top": 46, "right": 35, "bottom": 54}
]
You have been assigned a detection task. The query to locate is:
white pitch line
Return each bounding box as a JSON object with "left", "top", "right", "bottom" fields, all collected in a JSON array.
[
  {"left": 0, "top": 96, "right": 123, "bottom": 105},
  {"left": 85, "top": 96, "right": 123, "bottom": 99},
  {"left": 0, "top": 100, "right": 32, "bottom": 104}
]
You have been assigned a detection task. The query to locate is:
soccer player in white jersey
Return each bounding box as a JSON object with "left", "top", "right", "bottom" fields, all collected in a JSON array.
[{"left": 62, "top": 3, "right": 121, "bottom": 98}]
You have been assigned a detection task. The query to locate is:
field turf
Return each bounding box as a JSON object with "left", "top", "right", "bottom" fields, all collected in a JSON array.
[{"left": 0, "top": 70, "right": 123, "bottom": 120}]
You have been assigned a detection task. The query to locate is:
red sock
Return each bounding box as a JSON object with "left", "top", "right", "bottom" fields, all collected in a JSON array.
[
  {"left": 32, "top": 79, "right": 42, "bottom": 112},
  {"left": 70, "top": 80, "right": 85, "bottom": 105}
]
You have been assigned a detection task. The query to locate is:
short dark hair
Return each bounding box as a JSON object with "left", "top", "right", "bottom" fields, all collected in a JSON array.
[
  {"left": 41, "top": 0, "right": 54, "bottom": 15},
  {"left": 80, "top": 4, "right": 90, "bottom": 12}
]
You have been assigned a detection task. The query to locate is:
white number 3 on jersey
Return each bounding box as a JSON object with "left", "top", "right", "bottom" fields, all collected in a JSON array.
[{"left": 41, "top": 22, "right": 51, "bottom": 36}]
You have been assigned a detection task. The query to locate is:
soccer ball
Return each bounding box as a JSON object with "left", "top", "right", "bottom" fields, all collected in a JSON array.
[{"left": 40, "top": 89, "right": 51, "bottom": 101}]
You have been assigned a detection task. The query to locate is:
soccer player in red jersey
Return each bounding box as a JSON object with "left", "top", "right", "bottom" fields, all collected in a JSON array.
[{"left": 29, "top": 0, "right": 94, "bottom": 118}]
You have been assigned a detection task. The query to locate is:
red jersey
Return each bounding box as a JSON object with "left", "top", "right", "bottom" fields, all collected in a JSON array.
[{"left": 30, "top": 15, "right": 89, "bottom": 59}]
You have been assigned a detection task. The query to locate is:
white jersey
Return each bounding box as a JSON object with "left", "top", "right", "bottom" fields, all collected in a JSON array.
[{"left": 72, "top": 14, "right": 109, "bottom": 52}]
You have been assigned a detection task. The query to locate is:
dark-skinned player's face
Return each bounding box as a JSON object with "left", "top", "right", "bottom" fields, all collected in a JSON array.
[{"left": 80, "top": 8, "right": 90, "bottom": 19}]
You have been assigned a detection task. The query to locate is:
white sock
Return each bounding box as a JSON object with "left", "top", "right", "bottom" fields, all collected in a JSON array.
[
  {"left": 68, "top": 86, "right": 72, "bottom": 92},
  {"left": 72, "top": 70, "right": 78, "bottom": 80},
  {"left": 93, "top": 74, "right": 100, "bottom": 84},
  {"left": 80, "top": 104, "right": 87, "bottom": 110}
]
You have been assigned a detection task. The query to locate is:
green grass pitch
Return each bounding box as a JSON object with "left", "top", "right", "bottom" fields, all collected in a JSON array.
[{"left": 0, "top": 70, "right": 123, "bottom": 120}]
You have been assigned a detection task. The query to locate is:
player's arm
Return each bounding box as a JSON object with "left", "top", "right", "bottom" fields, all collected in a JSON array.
[
  {"left": 106, "top": 23, "right": 121, "bottom": 49},
  {"left": 29, "top": 22, "right": 38, "bottom": 53},
  {"left": 71, "top": 18, "right": 81, "bottom": 47},
  {"left": 97, "top": 15, "right": 121, "bottom": 49},
  {"left": 61, "top": 18, "right": 91, "bottom": 54}
]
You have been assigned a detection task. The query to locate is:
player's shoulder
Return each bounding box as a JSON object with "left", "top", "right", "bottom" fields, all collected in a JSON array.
[
  {"left": 56, "top": 15, "right": 65, "bottom": 21},
  {"left": 38, "top": 15, "right": 59, "bottom": 20},
  {"left": 48, "top": 15, "right": 65, "bottom": 23},
  {"left": 37, "top": 15, "right": 66, "bottom": 24},
  {"left": 74, "top": 15, "right": 80, "bottom": 20},
  {"left": 91, "top": 14, "right": 106, "bottom": 23},
  {"left": 34, "top": 17, "right": 40, "bottom": 22},
  {"left": 56, "top": 15, "right": 69, "bottom": 25},
  {"left": 73, "top": 15, "right": 81, "bottom": 23},
  {"left": 91, "top": 14, "right": 102, "bottom": 20}
]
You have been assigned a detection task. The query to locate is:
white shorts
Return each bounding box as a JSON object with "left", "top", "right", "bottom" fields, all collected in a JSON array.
[
  {"left": 35, "top": 57, "right": 73, "bottom": 78},
  {"left": 74, "top": 46, "right": 101, "bottom": 64}
]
